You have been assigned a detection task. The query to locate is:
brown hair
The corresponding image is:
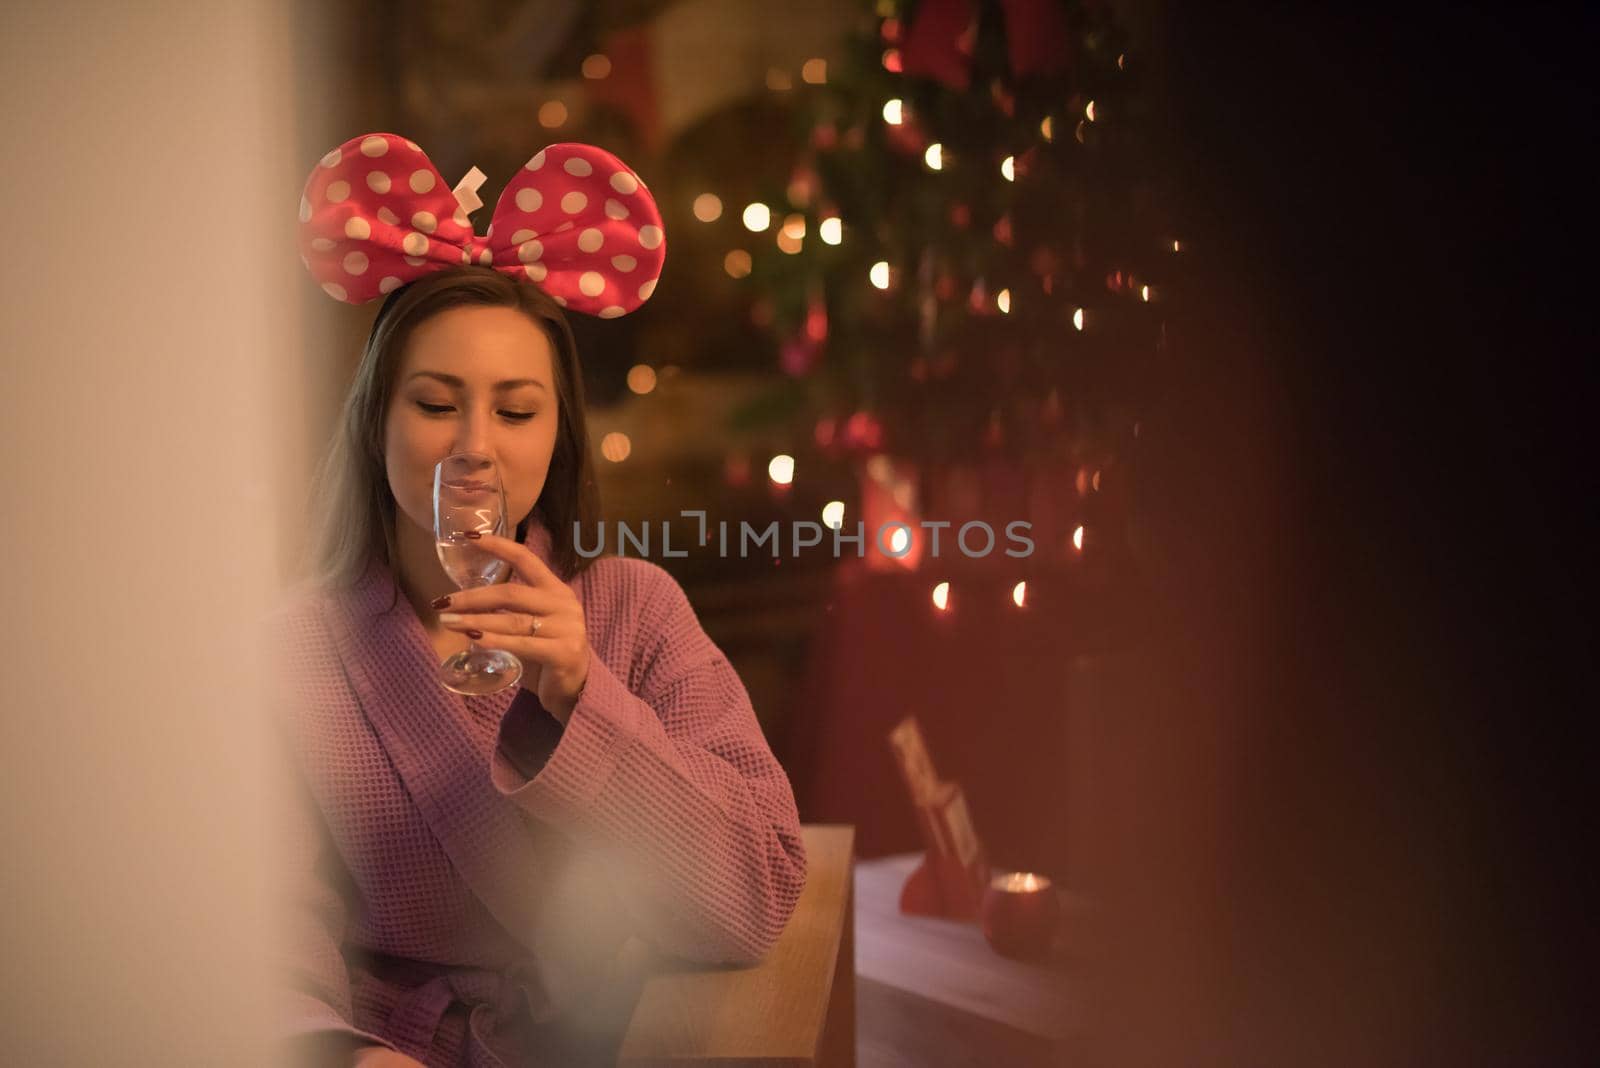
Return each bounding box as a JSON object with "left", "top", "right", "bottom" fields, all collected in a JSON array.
[{"left": 301, "top": 266, "right": 603, "bottom": 600}]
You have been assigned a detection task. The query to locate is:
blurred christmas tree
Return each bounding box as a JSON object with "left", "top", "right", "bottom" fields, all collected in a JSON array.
[{"left": 667, "top": 0, "right": 1172, "bottom": 571}]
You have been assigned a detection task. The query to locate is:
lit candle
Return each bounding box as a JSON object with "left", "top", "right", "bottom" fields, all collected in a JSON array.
[{"left": 980, "top": 871, "right": 1060, "bottom": 960}]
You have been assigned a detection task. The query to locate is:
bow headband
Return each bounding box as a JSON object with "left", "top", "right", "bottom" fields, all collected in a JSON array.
[{"left": 297, "top": 133, "right": 665, "bottom": 318}]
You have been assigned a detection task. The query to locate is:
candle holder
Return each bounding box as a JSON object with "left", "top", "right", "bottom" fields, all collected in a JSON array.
[{"left": 980, "top": 871, "right": 1061, "bottom": 960}]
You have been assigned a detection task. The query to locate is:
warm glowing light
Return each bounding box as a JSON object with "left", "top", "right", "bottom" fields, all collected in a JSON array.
[
  {"left": 1001, "top": 155, "right": 1015, "bottom": 181},
  {"left": 802, "top": 58, "right": 827, "bottom": 84},
  {"left": 890, "top": 526, "right": 911, "bottom": 554},
  {"left": 692, "top": 193, "right": 723, "bottom": 222},
  {"left": 1073, "top": 307, "right": 1085, "bottom": 331},
  {"left": 1092, "top": 470, "right": 1102, "bottom": 492},
  {"left": 997, "top": 288, "right": 1011, "bottom": 314},
  {"left": 600, "top": 432, "right": 631, "bottom": 463},
  {"left": 1072, "top": 525, "right": 1084, "bottom": 551},
  {"left": 819, "top": 216, "right": 843, "bottom": 245},
  {"left": 1085, "top": 99, "right": 1096, "bottom": 122},
  {"left": 1012, "top": 581, "right": 1027, "bottom": 607},
  {"left": 882, "top": 48, "right": 902, "bottom": 72},
  {"left": 581, "top": 54, "right": 612, "bottom": 79},
  {"left": 1141, "top": 284, "right": 1151, "bottom": 302},
  {"left": 822, "top": 501, "right": 845, "bottom": 529},
  {"left": 767, "top": 454, "right": 795, "bottom": 485},
  {"left": 626, "top": 364, "right": 657, "bottom": 395},
  {"left": 777, "top": 213, "right": 806, "bottom": 254},
  {"left": 742, "top": 203, "right": 771, "bottom": 232},
  {"left": 991, "top": 871, "right": 1051, "bottom": 892},
  {"left": 1172, "top": 239, "right": 1182, "bottom": 252},
  {"left": 538, "top": 101, "right": 568, "bottom": 128},
  {"left": 724, "top": 249, "right": 752, "bottom": 278},
  {"left": 1075, "top": 120, "right": 1087, "bottom": 144},
  {"left": 883, "top": 98, "right": 904, "bottom": 125},
  {"left": 924, "top": 143, "right": 943, "bottom": 170},
  {"left": 869, "top": 261, "right": 891, "bottom": 289},
  {"left": 1117, "top": 53, "right": 1126, "bottom": 70},
  {"left": 1040, "top": 115, "right": 1054, "bottom": 141},
  {"left": 932, "top": 581, "right": 950, "bottom": 611},
  {"left": 766, "top": 68, "right": 792, "bottom": 91}
]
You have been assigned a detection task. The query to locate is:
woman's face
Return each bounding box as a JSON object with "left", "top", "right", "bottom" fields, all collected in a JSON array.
[{"left": 384, "top": 304, "right": 560, "bottom": 540}]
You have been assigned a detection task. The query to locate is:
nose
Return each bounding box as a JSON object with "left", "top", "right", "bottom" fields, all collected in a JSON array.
[{"left": 451, "top": 406, "right": 496, "bottom": 461}]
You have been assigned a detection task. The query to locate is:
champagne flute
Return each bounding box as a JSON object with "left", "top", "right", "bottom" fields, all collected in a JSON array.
[{"left": 433, "top": 452, "right": 523, "bottom": 695}]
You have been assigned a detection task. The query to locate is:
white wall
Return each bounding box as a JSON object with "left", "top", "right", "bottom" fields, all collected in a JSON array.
[{"left": 0, "top": 1, "right": 305, "bottom": 1061}]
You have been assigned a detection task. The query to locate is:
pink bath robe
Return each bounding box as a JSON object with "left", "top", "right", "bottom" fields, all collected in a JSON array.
[{"left": 267, "top": 519, "right": 808, "bottom": 1066}]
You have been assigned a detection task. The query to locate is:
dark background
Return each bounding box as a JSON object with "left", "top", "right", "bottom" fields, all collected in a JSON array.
[{"left": 1111, "top": 1, "right": 1594, "bottom": 1061}]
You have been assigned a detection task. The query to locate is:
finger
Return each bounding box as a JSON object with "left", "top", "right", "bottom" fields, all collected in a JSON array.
[
  {"left": 438, "top": 582, "right": 569, "bottom": 615},
  {"left": 472, "top": 630, "right": 576, "bottom": 665},
  {"left": 438, "top": 610, "right": 561, "bottom": 637},
  {"left": 466, "top": 532, "right": 562, "bottom": 589}
]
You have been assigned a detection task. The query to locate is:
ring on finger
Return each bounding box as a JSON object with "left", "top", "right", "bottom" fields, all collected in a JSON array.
[{"left": 527, "top": 614, "right": 543, "bottom": 637}]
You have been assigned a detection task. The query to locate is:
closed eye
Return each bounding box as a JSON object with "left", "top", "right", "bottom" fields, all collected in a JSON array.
[{"left": 416, "top": 402, "right": 536, "bottom": 422}]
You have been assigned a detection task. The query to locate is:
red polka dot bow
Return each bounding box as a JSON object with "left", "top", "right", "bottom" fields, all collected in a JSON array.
[{"left": 297, "top": 133, "right": 664, "bottom": 318}]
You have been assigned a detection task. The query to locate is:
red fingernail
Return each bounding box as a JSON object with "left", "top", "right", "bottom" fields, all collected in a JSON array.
[
  {"left": 429, "top": 595, "right": 451, "bottom": 609},
  {"left": 466, "top": 628, "right": 483, "bottom": 639},
  {"left": 464, "top": 530, "right": 482, "bottom": 540}
]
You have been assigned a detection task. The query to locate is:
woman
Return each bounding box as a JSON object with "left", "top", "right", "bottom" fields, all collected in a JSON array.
[{"left": 272, "top": 135, "right": 807, "bottom": 1067}]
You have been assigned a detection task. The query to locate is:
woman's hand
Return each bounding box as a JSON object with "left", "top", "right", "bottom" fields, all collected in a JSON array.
[
  {"left": 352, "top": 1045, "right": 427, "bottom": 1067},
  {"left": 433, "top": 532, "right": 590, "bottom": 723}
]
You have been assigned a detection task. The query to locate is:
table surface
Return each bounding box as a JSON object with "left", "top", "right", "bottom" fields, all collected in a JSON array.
[{"left": 853, "top": 853, "right": 1083, "bottom": 1042}]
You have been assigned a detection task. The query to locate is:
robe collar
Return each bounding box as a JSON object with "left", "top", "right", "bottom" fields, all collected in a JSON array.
[{"left": 321, "top": 513, "right": 564, "bottom": 950}]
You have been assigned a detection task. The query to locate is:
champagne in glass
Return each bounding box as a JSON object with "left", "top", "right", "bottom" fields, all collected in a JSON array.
[{"left": 432, "top": 452, "right": 523, "bottom": 696}]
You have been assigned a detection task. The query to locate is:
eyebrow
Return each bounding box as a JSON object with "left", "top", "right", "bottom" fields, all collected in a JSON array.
[{"left": 407, "top": 371, "right": 549, "bottom": 393}]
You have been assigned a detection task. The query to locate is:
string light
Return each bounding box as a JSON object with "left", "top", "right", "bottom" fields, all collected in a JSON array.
[
  {"left": 626, "top": 364, "right": 657, "bottom": 394},
  {"left": 1172, "top": 239, "right": 1182, "bottom": 252},
  {"left": 693, "top": 193, "right": 723, "bottom": 222},
  {"left": 777, "top": 214, "right": 805, "bottom": 254},
  {"left": 723, "top": 250, "right": 752, "bottom": 278},
  {"left": 869, "top": 261, "right": 891, "bottom": 289},
  {"left": 1085, "top": 99, "right": 1096, "bottom": 121},
  {"left": 742, "top": 203, "right": 771, "bottom": 232},
  {"left": 883, "top": 98, "right": 904, "bottom": 125},
  {"left": 819, "top": 216, "right": 843, "bottom": 245},
  {"left": 1040, "top": 116, "right": 1054, "bottom": 141},
  {"left": 1073, "top": 307, "right": 1085, "bottom": 331},
  {"left": 924, "top": 143, "right": 943, "bottom": 170},
  {"left": 882, "top": 49, "right": 902, "bottom": 72},
  {"left": 1072, "top": 525, "right": 1085, "bottom": 551},
  {"left": 1092, "top": 470, "right": 1102, "bottom": 492},
  {"left": 767, "top": 454, "right": 795, "bottom": 485},
  {"left": 766, "top": 68, "right": 793, "bottom": 91},
  {"left": 1140, "top": 284, "right": 1151, "bottom": 302},
  {"left": 538, "top": 101, "right": 567, "bottom": 128},
  {"left": 1012, "top": 581, "right": 1027, "bottom": 607},
  {"left": 932, "top": 581, "right": 950, "bottom": 611},
  {"left": 1001, "top": 155, "right": 1015, "bottom": 181},
  {"left": 581, "top": 54, "right": 611, "bottom": 79},
  {"left": 889, "top": 527, "right": 911, "bottom": 554},
  {"left": 822, "top": 501, "right": 845, "bottom": 529},
  {"left": 802, "top": 58, "right": 827, "bottom": 84},
  {"left": 1117, "top": 53, "right": 1126, "bottom": 70},
  {"left": 600, "top": 432, "right": 631, "bottom": 463},
  {"left": 997, "top": 288, "right": 1011, "bottom": 314}
]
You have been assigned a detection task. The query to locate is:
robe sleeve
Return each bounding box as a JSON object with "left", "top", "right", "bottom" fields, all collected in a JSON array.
[
  {"left": 274, "top": 767, "right": 400, "bottom": 1061},
  {"left": 488, "top": 565, "right": 808, "bottom": 966}
]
